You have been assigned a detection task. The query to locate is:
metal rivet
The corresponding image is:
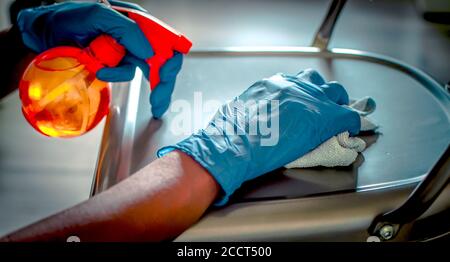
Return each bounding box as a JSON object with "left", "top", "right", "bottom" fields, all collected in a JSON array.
[{"left": 379, "top": 225, "right": 395, "bottom": 240}]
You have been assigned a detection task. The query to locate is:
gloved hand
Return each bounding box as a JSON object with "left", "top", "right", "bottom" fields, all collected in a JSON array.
[
  {"left": 17, "top": 1, "right": 183, "bottom": 118},
  {"left": 158, "top": 69, "right": 361, "bottom": 205}
]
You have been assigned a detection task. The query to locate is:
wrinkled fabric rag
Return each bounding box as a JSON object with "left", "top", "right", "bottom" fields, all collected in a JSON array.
[{"left": 285, "top": 96, "right": 378, "bottom": 168}]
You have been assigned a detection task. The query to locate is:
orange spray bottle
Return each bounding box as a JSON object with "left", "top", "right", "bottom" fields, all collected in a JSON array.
[{"left": 19, "top": 3, "right": 192, "bottom": 138}]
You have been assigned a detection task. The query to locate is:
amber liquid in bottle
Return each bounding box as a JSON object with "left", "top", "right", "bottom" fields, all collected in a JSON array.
[{"left": 20, "top": 56, "right": 110, "bottom": 137}]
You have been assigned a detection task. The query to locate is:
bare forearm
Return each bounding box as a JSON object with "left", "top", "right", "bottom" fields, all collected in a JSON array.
[{"left": 1, "top": 150, "right": 219, "bottom": 242}]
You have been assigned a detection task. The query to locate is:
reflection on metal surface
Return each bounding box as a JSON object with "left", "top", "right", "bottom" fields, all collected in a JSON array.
[
  {"left": 358, "top": 175, "right": 426, "bottom": 192},
  {"left": 119, "top": 69, "right": 142, "bottom": 181},
  {"left": 90, "top": 70, "right": 142, "bottom": 195},
  {"left": 221, "top": 46, "right": 321, "bottom": 53}
]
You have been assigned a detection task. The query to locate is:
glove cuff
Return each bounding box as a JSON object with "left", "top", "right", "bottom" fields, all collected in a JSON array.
[{"left": 157, "top": 130, "right": 251, "bottom": 206}]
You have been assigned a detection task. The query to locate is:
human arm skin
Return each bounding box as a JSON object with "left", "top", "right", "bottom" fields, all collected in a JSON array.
[{"left": 0, "top": 150, "right": 219, "bottom": 242}]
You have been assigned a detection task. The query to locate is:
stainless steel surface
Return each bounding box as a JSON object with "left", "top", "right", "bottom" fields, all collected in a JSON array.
[
  {"left": 174, "top": 183, "right": 450, "bottom": 241},
  {"left": 140, "top": 0, "right": 450, "bottom": 84},
  {"left": 92, "top": 47, "right": 450, "bottom": 201},
  {"left": 312, "top": 0, "right": 347, "bottom": 50},
  {"left": 91, "top": 73, "right": 143, "bottom": 195}
]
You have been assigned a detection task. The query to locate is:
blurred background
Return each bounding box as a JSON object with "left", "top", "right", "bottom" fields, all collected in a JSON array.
[{"left": 0, "top": 0, "right": 449, "bottom": 236}]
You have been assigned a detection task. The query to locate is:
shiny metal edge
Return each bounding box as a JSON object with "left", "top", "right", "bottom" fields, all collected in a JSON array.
[
  {"left": 90, "top": 70, "right": 142, "bottom": 196},
  {"left": 91, "top": 47, "right": 449, "bottom": 197},
  {"left": 358, "top": 174, "right": 426, "bottom": 192}
]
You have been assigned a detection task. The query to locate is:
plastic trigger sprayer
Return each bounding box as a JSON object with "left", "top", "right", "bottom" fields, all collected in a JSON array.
[{"left": 19, "top": 0, "right": 192, "bottom": 138}]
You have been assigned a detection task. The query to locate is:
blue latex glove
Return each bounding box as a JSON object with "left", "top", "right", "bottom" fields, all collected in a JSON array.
[
  {"left": 158, "top": 69, "right": 361, "bottom": 205},
  {"left": 17, "top": 1, "right": 183, "bottom": 118}
]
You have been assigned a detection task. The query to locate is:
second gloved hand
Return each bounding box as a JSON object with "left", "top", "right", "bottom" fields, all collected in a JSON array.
[
  {"left": 17, "top": 1, "right": 183, "bottom": 118},
  {"left": 158, "top": 69, "right": 361, "bottom": 205}
]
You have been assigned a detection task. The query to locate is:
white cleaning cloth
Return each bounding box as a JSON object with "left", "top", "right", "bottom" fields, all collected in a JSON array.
[{"left": 285, "top": 96, "right": 378, "bottom": 168}]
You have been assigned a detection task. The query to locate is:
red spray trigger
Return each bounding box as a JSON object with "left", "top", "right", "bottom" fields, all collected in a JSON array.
[
  {"left": 89, "top": 34, "right": 126, "bottom": 67},
  {"left": 18, "top": 4, "right": 190, "bottom": 138},
  {"left": 113, "top": 6, "right": 192, "bottom": 89}
]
